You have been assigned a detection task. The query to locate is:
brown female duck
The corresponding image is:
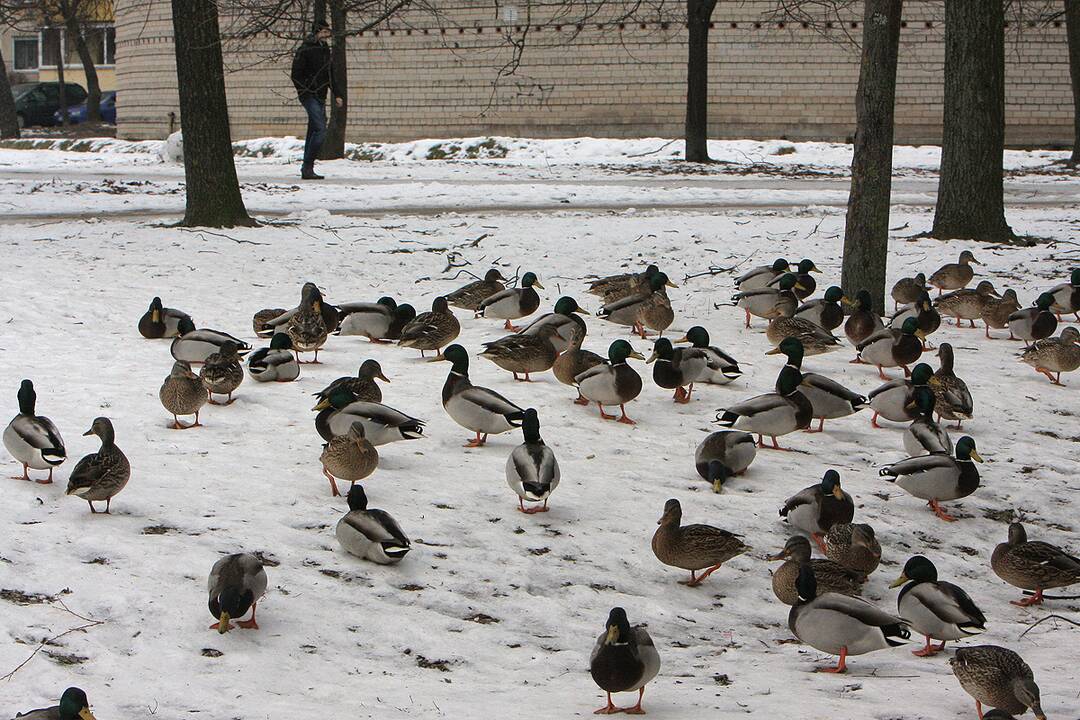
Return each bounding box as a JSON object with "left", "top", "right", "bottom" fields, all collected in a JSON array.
[
  {"left": 768, "top": 535, "right": 865, "bottom": 605},
  {"left": 992, "top": 521, "right": 1080, "bottom": 606},
  {"left": 651, "top": 498, "right": 748, "bottom": 586}
]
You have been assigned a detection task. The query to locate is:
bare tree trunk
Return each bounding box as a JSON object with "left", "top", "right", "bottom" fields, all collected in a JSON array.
[
  {"left": 61, "top": 1, "right": 101, "bottom": 122},
  {"left": 931, "top": 0, "right": 1013, "bottom": 242},
  {"left": 0, "top": 48, "right": 20, "bottom": 138},
  {"left": 843, "top": 0, "right": 903, "bottom": 315},
  {"left": 55, "top": 42, "right": 69, "bottom": 127},
  {"left": 1067, "top": 0, "right": 1080, "bottom": 163},
  {"left": 171, "top": 0, "right": 254, "bottom": 227},
  {"left": 684, "top": 0, "right": 717, "bottom": 163},
  {"left": 313, "top": 0, "right": 326, "bottom": 27},
  {"left": 319, "top": 0, "right": 347, "bottom": 160}
]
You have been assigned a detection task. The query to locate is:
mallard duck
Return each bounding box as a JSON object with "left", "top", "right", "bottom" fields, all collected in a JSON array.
[
  {"left": 824, "top": 523, "right": 881, "bottom": 575},
  {"left": 398, "top": 297, "right": 461, "bottom": 358},
  {"left": 260, "top": 282, "right": 340, "bottom": 334},
  {"left": 445, "top": 268, "right": 506, "bottom": 311},
  {"left": 890, "top": 555, "right": 986, "bottom": 657},
  {"left": 1020, "top": 326, "right": 1080, "bottom": 385},
  {"left": 252, "top": 307, "right": 288, "bottom": 338},
  {"left": 794, "top": 367, "right": 868, "bottom": 433},
  {"left": 477, "top": 271, "right": 544, "bottom": 330},
  {"left": 788, "top": 564, "right": 909, "bottom": 673},
  {"left": 935, "top": 280, "right": 1001, "bottom": 328},
  {"left": 674, "top": 326, "right": 741, "bottom": 384},
  {"left": 287, "top": 283, "right": 329, "bottom": 363},
  {"left": 159, "top": 361, "right": 207, "bottom": 429},
  {"left": 930, "top": 343, "right": 973, "bottom": 428},
  {"left": 652, "top": 498, "right": 748, "bottom": 586},
  {"left": 479, "top": 324, "right": 562, "bottom": 381},
  {"left": 694, "top": 430, "right": 756, "bottom": 492},
  {"left": 440, "top": 344, "right": 524, "bottom": 446},
  {"left": 506, "top": 408, "right": 560, "bottom": 513},
  {"left": 170, "top": 318, "right": 250, "bottom": 364},
  {"left": 779, "top": 469, "right": 854, "bottom": 552},
  {"left": 316, "top": 359, "right": 389, "bottom": 404},
  {"left": 518, "top": 296, "right": 589, "bottom": 352},
  {"left": 902, "top": 384, "right": 951, "bottom": 455},
  {"left": 587, "top": 264, "right": 660, "bottom": 302},
  {"left": 768, "top": 535, "right": 865, "bottom": 605},
  {"left": 733, "top": 272, "right": 801, "bottom": 329},
  {"left": 1008, "top": 292, "right": 1058, "bottom": 348},
  {"left": 4, "top": 379, "right": 65, "bottom": 483},
  {"left": 313, "top": 389, "right": 425, "bottom": 445},
  {"left": 320, "top": 421, "right": 379, "bottom": 497},
  {"left": 553, "top": 323, "right": 605, "bottom": 405},
  {"left": 575, "top": 339, "right": 645, "bottom": 424},
  {"left": 857, "top": 316, "right": 924, "bottom": 380},
  {"left": 992, "top": 521, "right": 1080, "bottom": 606},
  {"left": 1048, "top": 267, "right": 1080, "bottom": 320},
  {"left": 889, "top": 292, "right": 940, "bottom": 349},
  {"left": 929, "top": 250, "right": 980, "bottom": 294},
  {"left": 766, "top": 310, "right": 843, "bottom": 357},
  {"left": 867, "top": 362, "right": 934, "bottom": 428},
  {"left": 767, "top": 258, "right": 820, "bottom": 300},
  {"left": 951, "top": 646, "right": 1046, "bottom": 720},
  {"left": 139, "top": 296, "right": 191, "bottom": 339},
  {"left": 336, "top": 485, "right": 411, "bottom": 564},
  {"left": 208, "top": 552, "right": 267, "bottom": 633},
  {"left": 735, "top": 257, "right": 789, "bottom": 292},
  {"left": 879, "top": 435, "right": 981, "bottom": 521},
  {"left": 647, "top": 337, "right": 708, "bottom": 403},
  {"left": 980, "top": 289, "right": 1021, "bottom": 339},
  {"left": 247, "top": 333, "right": 300, "bottom": 383},
  {"left": 716, "top": 339, "right": 812, "bottom": 449},
  {"left": 891, "top": 272, "right": 929, "bottom": 309},
  {"left": 14, "top": 687, "right": 95, "bottom": 720},
  {"left": 65, "top": 418, "right": 128, "bottom": 514},
  {"left": 843, "top": 289, "right": 885, "bottom": 352},
  {"left": 200, "top": 341, "right": 244, "bottom": 405},
  {"left": 598, "top": 272, "right": 675, "bottom": 338},
  {"left": 589, "top": 607, "right": 661, "bottom": 715},
  {"left": 794, "top": 285, "right": 845, "bottom": 331},
  {"left": 336, "top": 296, "right": 398, "bottom": 341}
]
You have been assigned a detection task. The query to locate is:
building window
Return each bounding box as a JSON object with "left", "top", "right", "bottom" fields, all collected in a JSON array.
[
  {"left": 13, "top": 36, "right": 39, "bottom": 70},
  {"left": 38, "top": 24, "right": 115, "bottom": 68}
]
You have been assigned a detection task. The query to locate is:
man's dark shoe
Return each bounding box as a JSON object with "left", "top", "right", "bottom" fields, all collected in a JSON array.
[{"left": 301, "top": 168, "right": 324, "bottom": 180}]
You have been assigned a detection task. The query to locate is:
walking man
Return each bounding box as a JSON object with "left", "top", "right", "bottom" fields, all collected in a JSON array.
[{"left": 291, "top": 21, "right": 344, "bottom": 180}]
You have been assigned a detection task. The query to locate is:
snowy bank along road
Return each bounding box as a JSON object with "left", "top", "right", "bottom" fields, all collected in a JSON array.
[{"left": 0, "top": 143, "right": 1079, "bottom": 718}]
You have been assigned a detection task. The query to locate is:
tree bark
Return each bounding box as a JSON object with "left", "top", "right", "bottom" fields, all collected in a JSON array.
[
  {"left": 171, "top": 0, "right": 254, "bottom": 227},
  {"left": 0, "top": 47, "right": 20, "bottom": 138},
  {"left": 319, "top": 0, "right": 347, "bottom": 160},
  {"left": 61, "top": 1, "right": 101, "bottom": 122},
  {"left": 1067, "top": 0, "right": 1080, "bottom": 163},
  {"left": 55, "top": 39, "right": 69, "bottom": 127},
  {"left": 931, "top": 0, "right": 1013, "bottom": 242},
  {"left": 684, "top": 0, "right": 717, "bottom": 163},
  {"left": 842, "top": 0, "right": 903, "bottom": 315},
  {"left": 313, "top": 0, "right": 326, "bottom": 28}
]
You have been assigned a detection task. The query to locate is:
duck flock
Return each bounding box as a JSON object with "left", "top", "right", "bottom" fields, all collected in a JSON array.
[{"left": 5, "top": 254, "right": 1080, "bottom": 719}]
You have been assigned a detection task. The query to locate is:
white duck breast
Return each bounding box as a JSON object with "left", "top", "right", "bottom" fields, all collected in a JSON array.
[
  {"left": 799, "top": 373, "right": 866, "bottom": 419},
  {"left": 336, "top": 509, "right": 411, "bottom": 564},
  {"left": 903, "top": 418, "right": 951, "bottom": 456},
  {"left": 171, "top": 330, "right": 249, "bottom": 364},
  {"left": 337, "top": 304, "right": 393, "bottom": 337},
  {"left": 899, "top": 584, "right": 983, "bottom": 642},
  {"left": 507, "top": 442, "right": 560, "bottom": 501},
  {"left": 575, "top": 364, "right": 621, "bottom": 405},
  {"left": 886, "top": 455, "right": 969, "bottom": 500},
  {"left": 445, "top": 388, "right": 522, "bottom": 434},
  {"left": 480, "top": 288, "right": 528, "bottom": 319},
  {"left": 3, "top": 415, "right": 65, "bottom": 470},
  {"left": 248, "top": 349, "right": 300, "bottom": 382},
  {"left": 867, "top": 379, "right": 912, "bottom": 422},
  {"left": 326, "top": 402, "right": 424, "bottom": 445},
  {"left": 791, "top": 594, "right": 907, "bottom": 655}
]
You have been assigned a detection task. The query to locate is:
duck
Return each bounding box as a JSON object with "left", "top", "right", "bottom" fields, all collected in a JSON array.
[
  {"left": 889, "top": 292, "right": 940, "bottom": 349},
  {"left": 1048, "top": 267, "right": 1080, "bottom": 320},
  {"left": 930, "top": 343, "right": 973, "bottom": 428},
  {"left": 980, "top": 289, "right": 1021, "bottom": 339},
  {"left": 138, "top": 296, "right": 191, "bottom": 339},
  {"left": 766, "top": 308, "right": 843, "bottom": 356},
  {"left": 867, "top": 362, "right": 935, "bottom": 428},
  {"left": 890, "top": 555, "right": 986, "bottom": 657},
  {"left": 991, "top": 521, "right": 1080, "bottom": 606},
  {"left": 4, "top": 379, "right": 65, "bottom": 483},
  {"left": 159, "top": 361, "right": 207, "bottom": 429},
  {"left": 647, "top": 337, "right": 708, "bottom": 403},
  {"left": 856, "top": 316, "right": 924, "bottom": 380},
  {"left": 170, "top": 318, "right": 250, "bottom": 364},
  {"left": 259, "top": 282, "right": 340, "bottom": 334},
  {"left": 553, "top": 323, "right": 605, "bottom": 405},
  {"left": 735, "top": 257, "right": 789, "bottom": 292},
  {"left": 517, "top": 296, "right": 589, "bottom": 352},
  {"left": 287, "top": 283, "right": 329, "bottom": 363},
  {"left": 336, "top": 485, "right": 411, "bottom": 564},
  {"left": 335, "top": 296, "right": 400, "bottom": 341},
  {"left": 479, "top": 324, "right": 562, "bottom": 381},
  {"left": 445, "top": 268, "right": 506, "bottom": 311},
  {"left": 1008, "top": 292, "right": 1058, "bottom": 348},
  {"left": 767, "top": 535, "right": 865, "bottom": 606},
  {"left": 843, "top": 289, "right": 885, "bottom": 352},
  {"left": 252, "top": 307, "right": 288, "bottom": 338},
  {"left": 315, "top": 359, "right": 390, "bottom": 404},
  {"left": 398, "top": 296, "right": 461, "bottom": 359},
  {"left": 788, "top": 563, "right": 909, "bottom": 673},
  {"left": 247, "top": 332, "right": 300, "bottom": 383},
  {"left": 824, "top": 523, "right": 881, "bottom": 576},
  {"left": 65, "top": 417, "right": 129, "bottom": 514},
  {"left": 506, "top": 408, "right": 559, "bottom": 514},
  {"left": 879, "top": 435, "right": 981, "bottom": 521},
  {"left": 1020, "top": 326, "right": 1080, "bottom": 385},
  {"left": 598, "top": 271, "right": 675, "bottom": 338},
  {"left": 652, "top": 498, "right": 748, "bottom": 586},
  {"left": 928, "top": 250, "right": 980, "bottom": 294},
  {"left": 477, "top": 271, "right": 544, "bottom": 331},
  {"left": 587, "top": 263, "right": 661, "bottom": 303},
  {"left": 779, "top": 469, "right": 855, "bottom": 553},
  {"left": 589, "top": 607, "right": 661, "bottom": 715},
  {"left": 950, "top": 646, "right": 1046, "bottom": 720},
  {"left": 575, "top": 339, "right": 645, "bottom": 424},
  {"left": 795, "top": 366, "right": 869, "bottom": 433},
  {"left": 200, "top": 340, "right": 244, "bottom": 405},
  {"left": 733, "top": 272, "right": 801, "bottom": 329},
  {"left": 902, "top": 384, "right": 952, "bottom": 455},
  {"left": 936, "top": 280, "right": 1001, "bottom": 328},
  {"left": 320, "top": 421, "right": 379, "bottom": 497},
  {"left": 767, "top": 258, "right": 820, "bottom": 300},
  {"left": 891, "top": 272, "right": 929, "bottom": 309},
  {"left": 794, "top": 285, "right": 845, "bottom": 331},
  {"left": 14, "top": 687, "right": 95, "bottom": 720},
  {"left": 694, "top": 430, "right": 756, "bottom": 492},
  {"left": 313, "top": 389, "right": 424, "bottom": 445},
  {"left": 440, "top": 344, "right": 525, "bottom": 447},
  {"left": 673, "top": 326, "right": 741, "bottom": 384},
  {"left": 716, "top": 339, "right": 812, "bottom": 449},
  {"left": 207, "top": 552, "right": 267, "bottom": 633}
]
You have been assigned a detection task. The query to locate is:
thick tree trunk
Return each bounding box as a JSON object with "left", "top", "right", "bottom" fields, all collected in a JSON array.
[
  {"left": 684, "top": 0, "right": 717, "bottom": 163},
  {"left": 171, "top": 0, "right": 254, "bottom": 227},
  {"left": 842, "top": 0, "right": 903, "bottom": 315},
  {"left": 313, "top": 0, "right": 326, "bottom": 27},
  {"left": 0, "top": 48, "right": 20, "bottom": 138},
  {"left": 931, "top": 0, "right": 1013, "bottom": 242},
  {"left": 319, "top": 0, "right": 347, "bottom": 160},
  {"left": 1067, "top": 0, "right": 1080, "bottom": 163},
  {"left": 62, "top": 3, "right": 102, "bottom": 123}
]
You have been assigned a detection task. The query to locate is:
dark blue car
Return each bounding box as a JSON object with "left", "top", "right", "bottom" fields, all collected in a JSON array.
[{"left": 53, "top": 91, "right": 117, "bottom": 125}]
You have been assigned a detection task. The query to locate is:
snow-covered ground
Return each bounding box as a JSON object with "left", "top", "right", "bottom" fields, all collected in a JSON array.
[{"left": 1, "top": 139, "right": 1079, "bottom": 718}]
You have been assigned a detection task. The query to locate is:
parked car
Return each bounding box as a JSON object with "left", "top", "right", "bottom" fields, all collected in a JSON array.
[
  {"left": 11, "top": 82, "right": 88, "bottom": 128},
  {"left": 53, "top": 91, "right": 117, "bottom": 125}
]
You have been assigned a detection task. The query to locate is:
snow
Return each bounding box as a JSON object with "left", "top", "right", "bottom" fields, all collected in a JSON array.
[{"left": 0, "top": 139, "right": 1079, "bottom": 718}]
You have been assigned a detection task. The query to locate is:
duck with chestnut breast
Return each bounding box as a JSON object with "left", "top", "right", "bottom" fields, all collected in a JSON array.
[
  {"left": 320, "top": 421, "right": 378, "bottom": 497},
  {"left": 587, "top": 263, "right": 661, "bottom": 303},
  {"left": 315, "top": 359, "right": 389, "bottom": 404},
  {"left": 733, "top": 272, "right": 802, "bottom": 329},
  {"left": 208, "top": 552, "right": 267, "bottom": 633},
  {"left": 736, "top": 257, "right": 789, "bottom": 292},
  {"left": 930, "top": 343, "right": 973, "bottom": 428},
  {"left": 4, "top": 379, "right": 65, "bottom": 483},
  {"left": 647, "top": 337, "right": 708, "bottom": 403},
  {"left": 252, "top": 307, "right": 288, "bottom": 338},
  {"left": 765, "top": 337, "right": 865, "bottom": 433},
  {"left": 247, "top": 333, "right": 300, "bottom": 383},
  {"left": 694, "top": 430, "right": 756, "bottom": 493},
  {"left": 397, "top": 297, "right": 461, "bottom": 359},
  {"left": 1048, "top": 267, "right": 1080, "bottom": 320},
  {"left": 574, "top": 340, "right": 645, "bottom": 424},
  {"left": 313, "top": 388, "right": 424, "bottom": 446},
  {"left": 889, "top": 292, "right": 940, "bottom": 350},
  {"left": 440, "top": 344, "right": 525, "bottom": 447},
  {"left": 825, "top": 523, "right": 881, "bottom": 576},
  {"left": 857, "top": 317, "right": 924, "bottom": 380},
  {"left": 891, "top": 272, "right": 929, "bottom": 309},
  {"left": 902, "top": 384, "right": 952, "bottom": 456},
  {"left": 598, "top": 271, "right": 676, "bottom": 339},
  {"left": 517, "top": 296, "right": 589, "bottom": 352},
  {"left": 506, "top": 408, "right": 559, "bottom": 514},
  {"left": 652, "top": 498, "right": 748, "bottom": 587},
  {"left": 553, "top": 323, "right": 605, "bottom": 405},
  {"left": 935, "top": 280, "right": 1001, "bottom": 328},
  {"left": 768, "top": 535, "right": 865, "bottom": 606},
  {"left": 159, "top": 361, "right": 207, "bottom": 429},
  {"left": 335, "top": 296, "right": 399, "bottom": 341},
  {"left": 992, "top": 521, "right": 1080, "bottom": 607},
  {"left": 589, "top": 607, "right": 661, "bottom": 715},
  {"left": 336, "top": 485, "right": 411, "bottom": 564},
  {"left": 200, "top": 341, "right": 244, "bottom": 405},
  {"left": 65, "top": 417, "right": 129, "bottom": 514},
  {"left": 674, "top": 326, "right": 741, "bottom": 384},
  {"left": 779, "top": 469, "right": 855, "bottom": 553},
  {"left": 951, "top": 646, "right": 1046, "bottom": 720},
  {"left": 928, "top": 250, "right": 980, "bottom": 294},
  {"left": 716, "top": 339, "right": 812, "bottom": 450},
  {"left": 794, "top": 285, "right": 845, "bottom": 332},
  {"left": 843, "top": 289, "right": 885, "bottom": 355},
  {"left": 867, "top": 362, "right": 935, "bottom": 428},
  {"left": 880, "top": 435, "right": 982, "bottom": 522},
  {"left": 766, "top": 305, "right": 843, "bottom": 357},
  {"left": 890, "top": 555, "right": 986, "bottom": 657},
  {"left": 170, "top": 317, "right": 250, "bottom": 365},
  {"left": 767, "top": 258, "right": 820, "bottom": 300},
  {"left": 1021, "top": 326, "right": 1080, "bottom": 385},
  {"left": 477, "top": 271, "right": 544, "bottom": 331},
  {"left": 139, "top": 296, "right": 191, "bottom": 339},
  {"left": 1008, "top": 292, "right": 1058, "bottom": 348},
  {"left": 286, "top": 283, "right": 329, "bottom": 363},
  {"left": 14, "top": 686, "right": 96, "bottom": 720},
  {"left": 479, "top": 324, "right": 562, "bottom": 381},
  {"left": 445, "top": 268, "right": 506, "bottom": 311}
]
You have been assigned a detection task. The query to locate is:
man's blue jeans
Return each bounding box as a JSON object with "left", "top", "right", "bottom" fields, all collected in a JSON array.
[{"left": 301, "top": 95, "right": 327, "bottom": 169}]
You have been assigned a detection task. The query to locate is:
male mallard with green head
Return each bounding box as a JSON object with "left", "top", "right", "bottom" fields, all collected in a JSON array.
[
  {"left": 779, "top": 469, "right": 854, "bottom": 553},
  {"left": 477, "top": 271, "right": 544, "bottom": 330},
  {"left": 336, "top": 296, "right": 399, "bottom": 341},
  {"left": 716, "top": 338, "right": 812, "bottom": 449},
  {"left": 889, "top": 555, "right": 986, "bottom": 657},
  {"left": 14, "top": 687, "right": 96, "bottom": 720},
  {"left": 208, "top": 552, "right": 267, "bottom": 633},
  {"left": 316, "top": 359, "right": 390, "bottom": 404},
  {"left": 1008, "top": 292, "right": 1058, "bottom": 348},
  {"left": 440, "top": 344, "right": 525, "bottom": 447},
  {"left": 674, "top": 326, "right": 741, "bottom": 384},
  {"left": 4, "top": 379, "right": 65, "bottom": 483},
  {"left": 247, "top": 332, "right": 300, "bottom": 382},
  {"left": 767, "top": 258, "right": 820, "bottom": 300},
  {"left": 506, "top": 408, "right": 560, "bottom": 514},
  {"left": 646, "top": 337, "right": 708, "bottom": 403},
  {"left": 880, "top": 435, "right": 982, "bottom": 521},
  {"left": 867, "top": 362, "right": 934, "bottom": 428},
  {"left": 589, "top": 607, "right": 661, "bottom": 715},
  {"left": 736, "top": 257, "right": 789, "bottom": 292},
  {"left": 856, "top": 316, "right": 924, "bottom": 380},
  {"left": 312, "top": 388, "right": 425, "bottom": 445},
  {"left": 1048, "top": 267, "right": 1080, "bottom": 320},
  {"left": 794, "top": 285, "right": 845, "bottom": 331},
  {"left": 694, "top": 430, "right": 756, "bottom": 492},
  {"left": 336, "top": 485, "right": 411, "bottom": 564},
  {"left": 733, "top": 272, "right": 801, "bottom": 329},
  {"left": 574, "top": 339, "right": 645, "bottom": 424},
  {"left": 518, "top": 296, "right": 589, "bottom": 352},
  {"left": 139, "top": 296, "right": 191, "bottom": 339}
]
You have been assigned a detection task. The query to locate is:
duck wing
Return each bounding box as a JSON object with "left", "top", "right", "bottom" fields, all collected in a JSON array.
[
  {"left": 11, "top": 415, "right": 64, "bottom": 454},
  {"left": 459, "top": 386, "right": 524, "bottom": 418}
]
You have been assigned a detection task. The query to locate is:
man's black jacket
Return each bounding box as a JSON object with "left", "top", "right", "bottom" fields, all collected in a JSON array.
[{"left": 290, "top": 37, "right": 344, "bottom": 102}]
